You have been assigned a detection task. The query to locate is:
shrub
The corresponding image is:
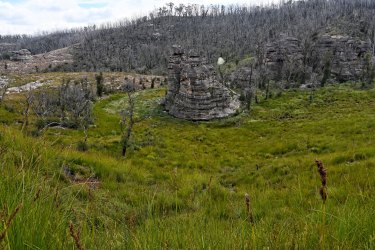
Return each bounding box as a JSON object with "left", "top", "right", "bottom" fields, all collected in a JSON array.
[{"left": 76, "top": 141, "right": 89, "bottom": 152}]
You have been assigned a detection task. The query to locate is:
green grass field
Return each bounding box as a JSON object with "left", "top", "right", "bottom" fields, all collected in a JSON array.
[{"left": 0, "top": 81, "right": 374, "bottom": 249}]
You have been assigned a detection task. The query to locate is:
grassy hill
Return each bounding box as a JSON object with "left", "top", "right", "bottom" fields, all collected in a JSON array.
[{"left": 0, "top": 82, "right": 374, "bottom": 249}]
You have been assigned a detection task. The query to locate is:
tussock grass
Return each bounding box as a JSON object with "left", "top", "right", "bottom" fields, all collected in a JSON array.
[{"left": 0, "top": 83, "right": 374, "bottom": 249}]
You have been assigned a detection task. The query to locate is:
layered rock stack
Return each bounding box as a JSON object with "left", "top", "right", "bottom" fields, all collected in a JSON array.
[
  {"left": 268, "top": 34, "right": 373, "bottom": 83},
  {"left": 265, "top": 35, "right": 304, "bottom": 81},
  {"left": 10, "top": 49, "right": 32, "bottom": 61},
  {"left": 315, "top": 34, "right": 371, "bottom": 82},
  {"left": 231, "top": 33, "right": 373, "bottom": 88},
  {"left": 165, "top": 45, "right": 240, "bottom": 121}
]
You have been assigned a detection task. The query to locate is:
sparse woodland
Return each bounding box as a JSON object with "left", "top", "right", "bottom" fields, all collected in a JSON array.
[{"left": 2, "top": 0, "right": 375, "bottom": 75}]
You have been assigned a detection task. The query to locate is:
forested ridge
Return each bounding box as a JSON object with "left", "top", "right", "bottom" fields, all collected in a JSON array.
[{"left": 1, "top": 0, "right": 375, "bottom": 74}]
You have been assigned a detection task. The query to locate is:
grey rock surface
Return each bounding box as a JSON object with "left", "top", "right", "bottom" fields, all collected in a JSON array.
[
  {"left": 314, "top": 34, "right": 371, "bottom": 82},
  {"left": 231, "top": 33, "right": 373, "bottom": 87},
  {"left": 165, "top": 46, "right": 240, "bottom": 121},
  {"left": 10, "top": 49, "right": 32, "bottom": 61}
]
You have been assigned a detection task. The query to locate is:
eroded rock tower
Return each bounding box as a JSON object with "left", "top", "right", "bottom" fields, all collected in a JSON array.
[{"left": 164, "top": 46, "right": 240, "bottom": 121}]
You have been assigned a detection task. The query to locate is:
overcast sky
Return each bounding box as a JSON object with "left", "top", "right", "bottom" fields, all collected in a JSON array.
[{"left": 0, "top": 0, "right": 278, "bottom": 35}]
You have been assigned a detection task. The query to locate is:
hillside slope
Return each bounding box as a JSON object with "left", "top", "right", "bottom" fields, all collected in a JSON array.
[
  {"left": 0, "top": 83, "right": 374, "bottom": 249},
  {"left": 1, "top": 0, "right": 375, "bottom": 79},
  {"left": 71, "top": 0, "right": 375, "bottom": 76}
]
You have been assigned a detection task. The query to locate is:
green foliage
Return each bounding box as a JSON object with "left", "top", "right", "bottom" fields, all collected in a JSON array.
[
  {"left": 76, "top": 140, "right": 89, "bottom": 152},
  {"left": 218, "top": 55, "right": 254, "bottom": 78},
  {"left": 237, "top": 55, "right": 255, "bottom": 68}
]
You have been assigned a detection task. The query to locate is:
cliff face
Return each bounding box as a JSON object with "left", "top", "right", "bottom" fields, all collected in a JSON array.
[
  {"left": 265, "top": 33, "right": 373, "bottom": 85},
  {"left": 231, "top": 32, "right": 374, "bottom": 89},
  {"left": 314, "top": 34, "right": 371, "bottom": 82},
  {"left": 165, "top": 46, "right": 240, "bottom": 121}
]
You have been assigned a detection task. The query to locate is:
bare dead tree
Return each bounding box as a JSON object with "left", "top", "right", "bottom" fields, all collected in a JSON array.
[
  {"left": 56, "top": 78, "right": 94, "bottom": 149},
  {"left": 61, "top": 78, "right": 93, "bottom": 127},
  {"left": 120, "top": 80, "right": 136, "bottom": 157},
  {"left": 21, "top": 89, "right": 34, "bottom": 133},
  {"left": 31, "top": 91, "right": 57, "bottom": 123},
  {"left": 0, "top": 76, "right": 9, "bottom": 105},
  {"left": 244, "top": 62, "right": 255, "bottom": 111},
  {"left": 29, "top": 89, "right": 68, "bottom": 134}
]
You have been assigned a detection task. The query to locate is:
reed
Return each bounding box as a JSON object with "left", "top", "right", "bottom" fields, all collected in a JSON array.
[
  {"left": 0, "top": 203, "right": 23, "bottom": 242},
  {"left": 315, "top": 160, "right": 328, "bottom": 204},
  {"left": 69, "top": 221, "right": 84, "bottom": 250},
  {"left": 315, "top": 160, "right": 328, "bottom": 250},
  {"left": 245, "top": 193, "right": 254, "bottom": 223}
]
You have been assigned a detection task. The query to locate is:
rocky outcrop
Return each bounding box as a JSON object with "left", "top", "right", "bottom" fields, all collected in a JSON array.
[
  {"left": 314, "top": 35, "right": 371, "bottom": 82},
  {"left": 165, "top": 46, "right": 240, "bottom": 121},
  {"left": 265, "top": 35, "right": 304, "bottom": 82},
  {"left": 230, "top": 68, "right": 255, "bottom": 89},
  {"left": 0, "top": 47, "right": 74, "bottom": 74},
  {"left": 231, "top": 33, "right": 373, "bottom": 88},
  {"left": 10, "top": 49, "right": 32, "bottom": 61}
]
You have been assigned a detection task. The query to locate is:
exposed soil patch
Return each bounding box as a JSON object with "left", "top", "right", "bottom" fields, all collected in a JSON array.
[{"left": 7, "top": 80, "right": 53, "bottom": 94}]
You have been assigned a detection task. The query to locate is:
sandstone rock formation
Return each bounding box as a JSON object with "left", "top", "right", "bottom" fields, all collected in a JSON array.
[
  {"left": 10, "top": 49, "right": 32, "bottom": 61},
  {"left": 230, "top": 68, "right": 255, "bottom": 89},
  {"left": 265, "top": 35, "right": 304, "bottom": 82},
  {"left": 269, "top": 34, "right": 372, "bottom": 84},
  {"left": 231, "top": 33, "right": 373, "bottom": 88},
  {"left": 165, "top": 46, "right": 240, "bottom": 121},
  {"left": 314, "top": 34, "right": 371, "bottom": 82}
]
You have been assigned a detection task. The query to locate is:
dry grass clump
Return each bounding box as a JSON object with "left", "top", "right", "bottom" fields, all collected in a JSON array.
[
  {"left": 69, "top": 221, "right": 84, "bottom": 250},
  {"left": 245, "top": 193, "right": 254, "bottom": 223},
  {"left": 315, "top": 160, "right": 328, "bottom": 204},
  {"left": 0, "top": 203, "right": 23, "bottom": 242}
]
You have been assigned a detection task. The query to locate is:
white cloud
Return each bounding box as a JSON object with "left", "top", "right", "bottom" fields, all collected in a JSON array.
[{"left": 0, "top": 0, "right": 278, "bottom": 35}]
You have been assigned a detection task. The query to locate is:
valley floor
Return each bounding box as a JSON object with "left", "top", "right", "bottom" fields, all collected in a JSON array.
[{"left": 0, "top": 80, "right": 374, "bottom": 249}]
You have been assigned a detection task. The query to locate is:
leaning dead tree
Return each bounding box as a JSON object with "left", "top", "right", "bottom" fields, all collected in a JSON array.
[{"left": 120, "top": 80, "right": 136, "bottom": 157}]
